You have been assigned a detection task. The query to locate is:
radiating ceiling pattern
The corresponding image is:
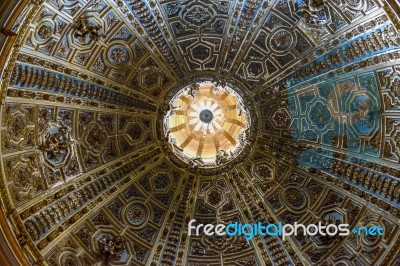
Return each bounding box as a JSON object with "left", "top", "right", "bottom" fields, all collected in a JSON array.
[
  {"left": 0, "top": 0, "right": 399, "bottom": 265},
  {"left": 165, "top": 81, "right": 250, "bottom": 165}
]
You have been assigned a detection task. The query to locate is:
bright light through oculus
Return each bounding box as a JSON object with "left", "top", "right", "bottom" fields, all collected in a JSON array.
[
  {"left": 164, "top": 81, "right": 251, "bottom": 168},
  {"left": 199, "top": 109, "right": 214, "bottom": 124}
]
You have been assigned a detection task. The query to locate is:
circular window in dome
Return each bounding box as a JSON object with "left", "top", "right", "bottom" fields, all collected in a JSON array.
[{"left": 164, "top": 81, "right": 251, "bottom": 168}]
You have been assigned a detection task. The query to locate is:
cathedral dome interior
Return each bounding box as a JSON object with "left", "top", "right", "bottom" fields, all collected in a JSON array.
[
  {"left": 164, "top": 81, "right": 251, "bottom": 166},
  {"left": 0, "top": 0, "right": 399, "bottom": 265}
]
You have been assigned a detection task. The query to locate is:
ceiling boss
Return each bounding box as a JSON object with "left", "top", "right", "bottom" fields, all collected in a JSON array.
[{"left": 164, "top": 81, "right": 251, "bottom": 168}]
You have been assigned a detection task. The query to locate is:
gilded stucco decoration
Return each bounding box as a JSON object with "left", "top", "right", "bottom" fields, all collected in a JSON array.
[{"left": 0, "top": 0, "right": 399, "bottom": 265}]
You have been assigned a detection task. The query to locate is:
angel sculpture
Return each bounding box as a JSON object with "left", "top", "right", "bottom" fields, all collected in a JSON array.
[
  {"left": 98, "top": 235, "right": 124, "bottom": 263},
  {"left": 74, "top": 17, "right": 103, "bottom": 42},
  {"left": 215, "top": 149, "right": 229, "bottom": 165},
  {"left": 297, "top": 0, "right": 328, "bottom": 26},
  {"left": 189, "top": 156, "right": 204, "bottom": 169},
  {"left": 187, "top": 83, "right": 200, "bottom": 98},
  {"left": 40, "top": 127, "right": 70, "bottom": 159}
]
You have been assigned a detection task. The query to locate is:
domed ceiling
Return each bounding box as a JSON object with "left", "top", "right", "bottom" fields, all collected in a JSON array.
[{"left": 0, "top": 0, "right": 399, "bottom": 265}]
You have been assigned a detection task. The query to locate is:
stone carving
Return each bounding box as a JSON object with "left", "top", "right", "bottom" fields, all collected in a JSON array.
[
  {"left": 124, "top": 0, "right": 182, "bottom": 73},
  {"left": 108, "top": 45, "right": 130, "bottom": 65},
  {"left": 188, "top": 156, "right": 204, "bottom": 169},
  {"left": 169, "top": 138, "right": 184, "bottom": 154},
  {"left": 203, "top": 233, "right": 231, "bottom": 251},
  {"left": 187, "top": 83, "right": 200, "bottom": 98},
  {"left": 3, "top": 105, "right": 34, "bottom": 152},
  {"left": 158, "top": 179, "right": 194, "bottom": 265},
  {"left": 308, "top": 101, "right": 332, "bottom": 130},
  {"left": 215, "top": 149, "right": 230, "bottom": 165},
  {"left": 84, "top": 122, "right": 109, "bottom": 154},
  {"left": 9, "top": 155, "right": 42, "bottom": 202},
  {"left": 62, "top": 254, "right": 79, "bottom": 266},
  {"left": 73, "top": 17, "right": 103, "bottom": 42},
  {"left": 98, "top": 234, "right": 125, "bottom": 263},
  {"left": 35, "top": 22, "right": 53, "bottom": 42},
  {"left": 238, "top": 131, "right": 252, "bottom": 146},
  {"left": 125, "top": 123, "right": 144, "bottom": 143},
  {"left": 207, "top": 189, "right": 222, "bottom": 206},
  {"left": 11, "top": 64, "right": 156, "bottom": 111},
  {"left": 296, "top": 0, "right": 328, "bottom": 26},
  {"left": 39, "top": 123, "right": 71, "bottom": 164},
  {"left": 317, "top": 213, "right": 343, "bottom": 243},
  {"left": 288, "top": 24, "right": 400, "bottom": 83},
  {"left": 283, "top": 187, "right": 308, "bottom": 211},
  {"left": 272, "top": 108, "right": 290, "bottom": 128},
  {"left": 223, "top": 0, "right": 260, "bottom": 69},
  {"left": 23, "top": 149, "right": 160, "bottom": 243},
  {"left": 153, "top": 173, "right": 170, "bottom": 191},
  {"left": 270, "top": 29, "right": 294, "bottom": 52},
  {"left": 184, "top": 5, "right": 213, "bottom": 27},
  {"left": 382, "top": 68, "right": 400, "bottom": 102},
  {"left": 126, "top": 203, "right": 148, "bottom": 226},
  {"left": 255, "top": 164, "right": 273, "bottom": 180},
  {"left": 1, "top": 1, "right": 400, "bottom": 265}
]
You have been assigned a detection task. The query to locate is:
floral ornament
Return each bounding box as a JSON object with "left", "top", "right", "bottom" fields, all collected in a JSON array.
[
  {"left": 126, "top": 203, "right": 148, "bottom": 226},
  {"left": 255, "top": 164, "right": 273, "bottom": 179},
  {"left": 184, "top": 5, "right": 213, "bottom": 27},
  {"left": 309, "top": 101, "right": 332, "bottom": 130},
  {"left": 3, "top": 106, "right": 35, "bottom": 153},
  {"left": 271, "top": 29, "right": 293, "bottom": 51},
  {"left": 6, "top": 106, "right": 30, "bottom": 144},
  {"left": 284, "top": 187, "right": 307, "bottom": 210},
  {"left": 36, "top": 22, "right": 53, "bottom": 42},
  {"left": 208, "top": 189, "right": 222, "bottom": 206},
  {"left": 273, "top": 108, "right": 290, "bottom": 128},
  {"left": 109, "top": 45, "right": 130, "bottom": 65},
  {"left": 84, "top": 122, "right": 109, "bottom": 154},
  {"left": 10, "top": 156, "right": 42, "bottom": 202}
]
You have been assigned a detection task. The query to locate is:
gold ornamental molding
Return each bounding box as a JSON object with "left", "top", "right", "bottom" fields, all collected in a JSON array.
[
  {"left": 0, "top": 207, "right": 31, "bottom": 266},
  {"left": 0, "top": 1, "right": 45, "bottom": 265},
  {"left": 0, "top": 0, "right": 41, "bottom": 104},
  {"left": 384, "top": 0, "right": 400, "bottom": 30}
]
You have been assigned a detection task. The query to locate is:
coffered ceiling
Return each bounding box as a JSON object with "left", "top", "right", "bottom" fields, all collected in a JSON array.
[{"left": 0, "top": 0, "right": 399, "bottom": 265}]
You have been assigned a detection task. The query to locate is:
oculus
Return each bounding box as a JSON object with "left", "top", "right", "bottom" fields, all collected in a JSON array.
[{"left": 164, "top": 81, "right": 251, "bottom": 168}]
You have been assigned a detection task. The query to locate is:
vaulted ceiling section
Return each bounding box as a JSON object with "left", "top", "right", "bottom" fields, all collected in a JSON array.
[{"left": 0, "top": 0, "right": 399, "bottom": 265}]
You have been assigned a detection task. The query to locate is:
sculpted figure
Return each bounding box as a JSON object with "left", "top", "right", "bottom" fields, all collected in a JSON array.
[
  {"left": 169, "top": 139, "right": 184, "bottom": 153},
  {"left": 40, "top": 127, "right": 69, "bottom": 159},
  {"left": 98, "top": 235, "right": 124, "bottom": 263},
  {"left": 165, "top": 130, "right": 171, "bottom": 142},
  {"left": 187, "top": 83, "right": 200, "bottom": 98},
  {"left": 296, "top": 0, "right": 328, "bottom": 26},
  {"left": 74, "top": 17, "right": 103, "bottom": 41},
  {"left": 188, "top": 156, "right": 204, "bottom": 169},
  {"left": 239, "top": 131, "right": 251, "bottom": 146},
  {"left": 215, "top": 148, "right": 230, "bottom": 165},
  {"left": 168, "top": 103, "right": 181, "bottom": 116}
]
